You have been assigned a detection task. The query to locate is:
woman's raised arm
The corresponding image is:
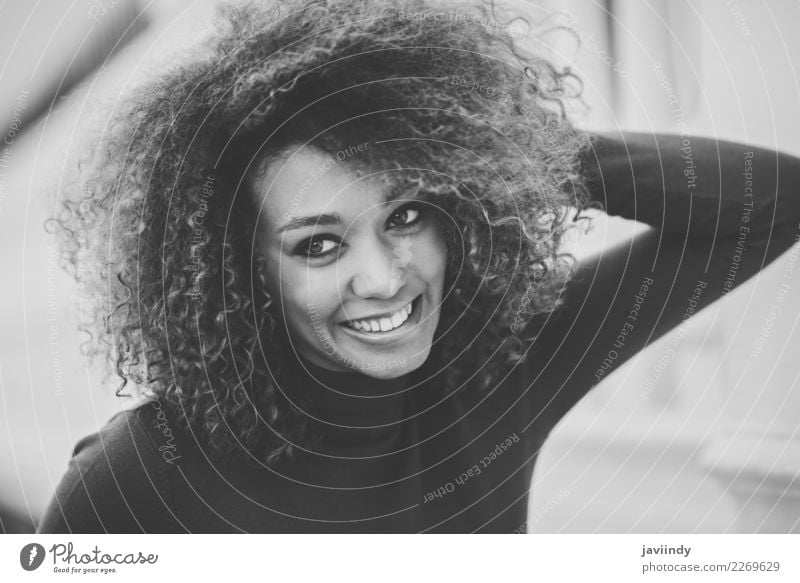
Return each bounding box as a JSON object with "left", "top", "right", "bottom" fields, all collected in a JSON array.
[{"left": 528, "top": 131, "right": 800, "bottom": 418}]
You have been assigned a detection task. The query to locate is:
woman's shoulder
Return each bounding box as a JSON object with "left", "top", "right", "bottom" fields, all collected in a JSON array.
[{"left": 37, "top": 401, "right": 186, "bottom": 533}]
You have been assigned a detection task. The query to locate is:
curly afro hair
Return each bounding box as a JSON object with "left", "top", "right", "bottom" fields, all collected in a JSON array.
[{"left": 48, "top": 0, "right": 591, "bottom": 467}]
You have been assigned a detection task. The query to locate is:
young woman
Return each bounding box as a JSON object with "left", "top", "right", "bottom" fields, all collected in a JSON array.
[{"left": 39, "top": 0, "right": 800, "bottom": 533}]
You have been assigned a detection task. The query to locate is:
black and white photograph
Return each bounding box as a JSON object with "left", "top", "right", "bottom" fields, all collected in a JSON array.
[{"left": 1, "top": 0, "right": 799, "bottom": 561}]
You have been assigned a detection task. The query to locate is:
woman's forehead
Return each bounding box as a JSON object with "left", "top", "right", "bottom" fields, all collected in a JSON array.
[{"left": 252, "top": 144, "right": 400, "bottom": 231}]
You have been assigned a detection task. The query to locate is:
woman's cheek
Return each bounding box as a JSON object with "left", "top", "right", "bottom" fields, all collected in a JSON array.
[
  {"left": 418, "top": 227, "right": 448, "bottom": 280},
  {"left": 296, "top": 271, "right": 338, "bottom": 324}
]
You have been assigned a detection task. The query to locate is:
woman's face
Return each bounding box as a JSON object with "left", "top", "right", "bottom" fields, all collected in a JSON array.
[{"left": 251, "top": 145, "right": 447, "bottom": 379}]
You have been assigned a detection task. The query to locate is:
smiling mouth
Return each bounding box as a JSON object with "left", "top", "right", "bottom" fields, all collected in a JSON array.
[{"left": 343, "top": 295, "right": 421, "bottom": 334}]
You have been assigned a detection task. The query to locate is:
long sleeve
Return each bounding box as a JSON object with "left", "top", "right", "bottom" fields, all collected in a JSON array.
[
  {"left": 527, "top": 131, "right": 800, "bottom": 427},
  {"left": 37, "top": 408, "right": 183, "bottom": 534},
  {"left": 581, "top": 131, "right": 800, "bottom": 245}
]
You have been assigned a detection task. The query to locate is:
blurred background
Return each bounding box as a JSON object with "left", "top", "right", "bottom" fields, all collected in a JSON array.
[{"left": 0, "top": 0, "right": 798, "bottom": 533}]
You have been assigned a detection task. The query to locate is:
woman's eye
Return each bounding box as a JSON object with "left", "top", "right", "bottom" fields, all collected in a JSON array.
[
  {"left": 296, "top": 237, "right": 339, "bottom": 259},
  {"left": 387, "top": 205, "right": 422, "bottom": 229}
]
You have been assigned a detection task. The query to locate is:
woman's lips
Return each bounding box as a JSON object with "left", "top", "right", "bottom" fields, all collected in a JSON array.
[
  {"left": 340, "top": 295, "right": 422, "bottom": 338},
  {"left": 346, "top": 300, "right": 412, "bottom": 332}
]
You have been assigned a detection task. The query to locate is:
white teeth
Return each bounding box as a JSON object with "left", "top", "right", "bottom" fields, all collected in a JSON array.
[
  {"left": 348, "top": 300, "right": 414, "bottom": 333},
  {"left": 390, "top": 312, "right": 403, "bottom": 328}
]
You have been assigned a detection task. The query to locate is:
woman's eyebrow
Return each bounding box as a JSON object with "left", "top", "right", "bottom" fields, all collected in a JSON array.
[
  {"left": 384, "top": 184, "right": 420, "bottom": 204},
  {"left": 277, "top": 213, "right": 342, "bottom": 233}
]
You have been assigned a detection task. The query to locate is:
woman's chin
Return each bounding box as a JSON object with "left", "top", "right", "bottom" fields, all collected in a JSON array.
[
  {"left": 342, "top": 351, "right": 424, "bottom": 379},
  {"left": 317, "top": 347, "right": 430, "bottom": 380},
  {"left": 356, "top": 366, "right": 408, "bottom": 380}
]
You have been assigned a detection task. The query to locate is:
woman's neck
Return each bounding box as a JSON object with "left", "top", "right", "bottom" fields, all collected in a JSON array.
[{"left": 287, "top": 355, "right": 413, "bottom": 429}]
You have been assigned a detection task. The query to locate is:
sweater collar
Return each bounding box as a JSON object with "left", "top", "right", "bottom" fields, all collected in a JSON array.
[{"left": 287, "top": 358, "right": 416, "bottom": 452}]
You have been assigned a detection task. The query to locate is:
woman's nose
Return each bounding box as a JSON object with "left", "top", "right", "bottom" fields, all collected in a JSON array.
[{"left": 350, "top": 238, "right": 408, "bottom": 299}]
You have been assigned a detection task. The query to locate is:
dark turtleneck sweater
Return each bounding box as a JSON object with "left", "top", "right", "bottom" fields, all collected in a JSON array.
[
  {"left": 38, "top": 355, "right": 545, "bottom": 533},
  {"left": 38, "top": 132, "right": 800, "bottom": 533}
]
